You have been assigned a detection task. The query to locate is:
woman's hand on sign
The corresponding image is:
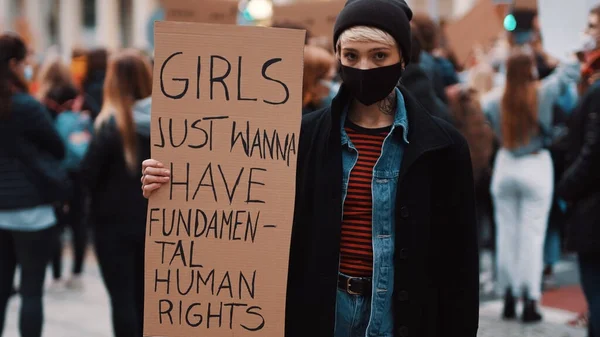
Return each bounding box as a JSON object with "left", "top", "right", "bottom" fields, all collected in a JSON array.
[{"left": 141, "top": 159, "right": 170, "bottom": 199}]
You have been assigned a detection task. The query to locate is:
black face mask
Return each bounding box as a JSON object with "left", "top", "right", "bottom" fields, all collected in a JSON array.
[{"left": 339, "top": 62, "right": 403, "bottom": 106}]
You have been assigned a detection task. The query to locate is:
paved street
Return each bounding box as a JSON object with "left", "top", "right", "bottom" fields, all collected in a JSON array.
[{"left": 3, "top": 250, "right": 589, "bottom": 337}]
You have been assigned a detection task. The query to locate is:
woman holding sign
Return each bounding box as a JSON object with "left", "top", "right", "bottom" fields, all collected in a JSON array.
[
  {"left": 142, "top": 0, "right": 479, "bottom": 336},
  {"left": 81, "top": 50, "right": 153, "bottom": 337}
]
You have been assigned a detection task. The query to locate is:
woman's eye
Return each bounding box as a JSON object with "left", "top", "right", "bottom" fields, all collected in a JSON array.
[
  {"left": 344, "top": 53, "right": 357, "bottom": 61},
  {"left": 374, "top": 52, "right": 387, "bottom": 60}
]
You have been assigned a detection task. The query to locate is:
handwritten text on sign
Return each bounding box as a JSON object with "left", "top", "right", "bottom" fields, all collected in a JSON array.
[{"left": 144, "top": 22, "right": 304, "bottom": 337}]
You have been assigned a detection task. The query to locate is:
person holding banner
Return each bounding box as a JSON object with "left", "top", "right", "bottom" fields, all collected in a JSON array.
[{"left": 142, "top": 0, "right": 479, "bottom": 336}]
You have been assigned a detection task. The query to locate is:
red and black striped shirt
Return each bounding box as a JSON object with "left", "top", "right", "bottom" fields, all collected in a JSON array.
[{"left": 340, "top": 121, "right": 391, "bottom": 277}]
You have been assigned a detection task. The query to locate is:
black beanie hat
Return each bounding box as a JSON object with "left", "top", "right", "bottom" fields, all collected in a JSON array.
[{"left": 333, "top": 0, "right": 413, "bottom": 64}]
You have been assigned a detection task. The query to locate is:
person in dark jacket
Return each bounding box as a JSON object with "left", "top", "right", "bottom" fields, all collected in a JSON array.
[
  {"left": 401, "top": 25, "right": 453, "bottom": 124},
  {"left": 35, "top": 55, "right": 98, "bottom": 292},
  {"left": 80, "top": 49, "right": 152, "bottom": 337},
  {"left": 558, "top": 7, "right": 600, "bottom": 336},
  {"left": 82, "top": 48, "right": 108, "bottom": 119},
  {"left": 141, "top": 1, "right": 479, "bottom": 336},
  {"left": 0, "top": 33, "right": 65, "bottom": 337},
  {"left": 411, "top": 13, "right": 458, "bottom": 103}
]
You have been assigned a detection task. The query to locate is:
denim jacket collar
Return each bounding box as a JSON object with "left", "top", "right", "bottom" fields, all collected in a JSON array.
[{"left": 340, "top": 88, "right": 409, "bottom": 146}]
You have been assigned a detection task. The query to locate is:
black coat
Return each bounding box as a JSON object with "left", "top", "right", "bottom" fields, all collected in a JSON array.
[
  {"left": 80, "top": 118, "right": 150, "bottom": 234},
  {"left": 0, "top": 93, "right": 65, "bottom": 209},
  {"left": 401, "top": 64, "right": 454, "bottom": 124},
  {"left": 557, "top": 81, "right": 600, "bottom": 253},
  {"left": 286, "top": 85, "right": 479, "bottom": 337}
]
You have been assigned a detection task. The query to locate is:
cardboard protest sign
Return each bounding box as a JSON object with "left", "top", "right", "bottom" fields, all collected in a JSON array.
[
  {"left": 144, "top": 21, "right": 305, "bottom": 337},
  {"left": 164, "top": 0, "right": 238, "bottom": 25},
  {"left": 446, "top": 0, "right": 503, "bottom": 66},
  {"left": 272, "top": 0, "right": 344, "bottom": 41}
]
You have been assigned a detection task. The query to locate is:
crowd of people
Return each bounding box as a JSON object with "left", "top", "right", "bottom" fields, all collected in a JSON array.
[{"left": 1, "top": 0, "right": 600, "bottom": 337}]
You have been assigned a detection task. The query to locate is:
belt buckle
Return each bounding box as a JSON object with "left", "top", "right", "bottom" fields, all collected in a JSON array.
[{"left": 346, "top": 277, "right": 361, "bottom": 295}]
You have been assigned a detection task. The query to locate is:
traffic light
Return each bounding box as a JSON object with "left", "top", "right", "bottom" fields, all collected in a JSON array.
[
  {"left": 504, "top": 14, "right": 517, "bottom": 31},
  {"left": 504, "top": 8, "right": 536, "bottom": 32}
]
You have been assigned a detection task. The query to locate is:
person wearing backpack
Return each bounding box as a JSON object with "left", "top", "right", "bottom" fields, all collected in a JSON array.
[
  {"left": 80, "top": 49, "right": 152, "bottom": 337},
  {"left": 36, "top": 55, "right": 98, "bottom": 291},
  {"left": 0, "top": 33, "right": 65, "bottom": 337}
]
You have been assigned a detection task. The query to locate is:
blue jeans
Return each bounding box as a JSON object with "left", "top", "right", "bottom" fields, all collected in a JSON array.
[
  {"left": 544, "top": 226, "right": 561, "bottom": 266},
  {"left": 335, "top": 289, "right": 371, "bottom": 337},
  {"left": 579, "top": 253, "right": 600, "bottom": 337}
]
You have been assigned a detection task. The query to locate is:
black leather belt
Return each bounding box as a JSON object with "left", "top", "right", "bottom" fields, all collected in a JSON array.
[{"left": 338, "top": 274, "right": 372, "bottom": 296}]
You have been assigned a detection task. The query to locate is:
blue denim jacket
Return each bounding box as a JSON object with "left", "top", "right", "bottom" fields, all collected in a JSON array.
[{"left": 337, "top": 88, "right": 409, "bottom": 337}]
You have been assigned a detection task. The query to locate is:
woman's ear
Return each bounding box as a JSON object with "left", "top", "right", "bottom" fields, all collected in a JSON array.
[{"left": 8, "top": 58, "right": 19, "bottom": 73}]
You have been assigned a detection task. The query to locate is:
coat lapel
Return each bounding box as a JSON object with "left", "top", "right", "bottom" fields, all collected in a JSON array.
[{"left": 397, "top": 86, "right": 454, "bottom": 184}]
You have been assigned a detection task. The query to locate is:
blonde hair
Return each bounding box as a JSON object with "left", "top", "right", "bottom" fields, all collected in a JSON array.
[
  {"left": 336, "top": 26, "right": 396, "bottom": 56},
  {"left": 36, "top": 54, "right": 76, "bottom": 101},
  {"left": 96, "top": 49, "right": 152, "bottom": 172}
]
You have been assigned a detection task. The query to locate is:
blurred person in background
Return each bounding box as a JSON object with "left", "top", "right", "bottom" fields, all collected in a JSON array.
[
  {"left": 70, "top": 48, "right": 87, "bottom": 89},
  {"left": 0, "top": 33, "right": 65, "bottom": 337},
  {"left": 448, "top": 87, "right": 495, "bottom": 250},
  {"left": 557, "top": 6, "right": 600, "bottom": 337},
  {"left": 36, "top": 55, "right": 99, "bottom": 120},
  {"left": 36, "top": 55, "right": 97, "bottom": 292},
  {"left": 82, "top": 48, "right": 109, "bottom": 118},
  {"left": 80, "top": 49, "right": 152, "bottom": 337},
  {"left": 410, "top": 13, "right": 448, "bottom": 104},
  {"left": 401, "top": 25, "right": 452, "bottom": 123},
  {"left": 411, "top": 13, "right": 459, "bottom": 95},
  {"left": 482, "top": 47, "right": 580, "bottom": 323},
  {"left": 302, "top": 45, "right": 338, "bottom": 115}
]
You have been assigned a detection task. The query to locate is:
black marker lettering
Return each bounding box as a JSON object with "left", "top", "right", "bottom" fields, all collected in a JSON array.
[
  {"left": 189, "top": 240, "right": 203, "bottom": 268},
  {"left": 262, "top": 58, "right": 289, "bottom": 105},
  {"left": 169, "top": 240, "right": 187, "bottom": 267},
  {"left": 154, "top": 268, "right": 171, "bottom": 294},
  {"left": 224, "top": 303, "right": 247, "bottom": 329},
  {"left": 207, "top": 302, "right": 223, "bottom": 328},
  {"left": 237, "top": 56, "right": 257, "bottom": 101},
  {"left": 239, "top": 270, "right": 256, "bottom": 299},
  {"left": 170, "top": 162, "right": 190, "bottom": 202},
  {"left": 154, "top": 117, "right": 165, "bottom": 148},
  {"left": 217, "top": 271, "right": 233, "bottom": 298},
  {"left": 160, "top": 52, "right": 188, "bottom": 99},
  {"left": 169, "top": 118, "right": 188, "bottom": 147},
  {"left": 185, "top": 303, "right": 203, "bottom": 327},
  {"left": 192, "top": 162, "right": 217, "bottom": 202},
  {"left": 176, "top": 269, "right": 194, "bottom": 295},
  {"left": 194, "top": 209, "right": 208, "bottom": 237},
  {"left": 231, "top": 121, "right": 250, "bottom": 155},
  {"left": 218, "top": 165, "right": 244, "bottom": 205},
  {"left": 196, "top": 56, "right": 201, "bottom": 99},
  {"left": 155, "top": 240, "right": 176, "bottom": 264},
  {"left": 189, "top": 119, "right": 208, "bottom": 149},
  {"left": 176, "top": 209, "right": 191, "bottom": 236},
  {"left": 241, "top": 306, "right": 265, "bottom": 331},
  {"left": 149, "top": 208, "right": 160, "bottom": 236},
  {"left": 246, "top": 168, "right": 266, "bottom": 204},
  {"left": 210, "top": 55, "right": 231, "bottom": 100},
  {"left": 159, "top": 299, "right": 174, "bottom": 324}
]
